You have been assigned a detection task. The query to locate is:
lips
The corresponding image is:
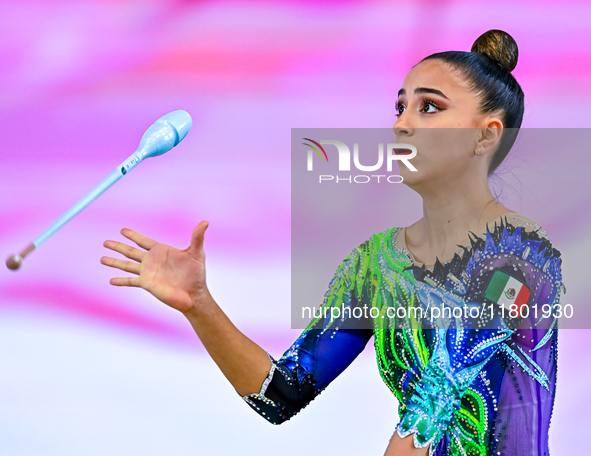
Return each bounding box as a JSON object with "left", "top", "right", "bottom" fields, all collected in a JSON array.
[{"left": 393, "top": 148, "right": 413, "bottom": 155}]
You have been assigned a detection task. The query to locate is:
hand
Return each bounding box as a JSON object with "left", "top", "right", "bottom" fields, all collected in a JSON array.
[
  {"left": 100, "top": 220, "right": 210, "bottom": 314},
  {"left": 384, "top": 431, "right": 429, "bottom": 456}
]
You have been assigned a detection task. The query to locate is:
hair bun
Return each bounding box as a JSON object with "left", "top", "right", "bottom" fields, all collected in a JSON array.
[{"left": 471, "top": 29, "right": 518, "bottom": 72}]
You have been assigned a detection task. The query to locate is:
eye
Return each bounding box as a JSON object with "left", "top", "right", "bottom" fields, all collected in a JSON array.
[
  {"left": 420, "top": 99, "right": 440, "bottom": 113},
  {"left": 396, "top": 98, "right": 441, "bottom": 117}
]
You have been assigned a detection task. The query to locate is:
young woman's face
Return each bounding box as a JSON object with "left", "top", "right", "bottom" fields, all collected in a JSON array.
[{"left": 393, "top": 59, "right": 501, "bottom": 189}]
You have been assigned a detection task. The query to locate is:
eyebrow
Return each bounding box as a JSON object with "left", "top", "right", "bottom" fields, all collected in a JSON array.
[{"left": 397, "top": 87, "right": 450, "bottom": 100}]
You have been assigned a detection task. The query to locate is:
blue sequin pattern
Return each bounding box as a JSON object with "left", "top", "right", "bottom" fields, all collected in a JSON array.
[{"left": 243, "top": 216, "right": 563, "bottom": 456}]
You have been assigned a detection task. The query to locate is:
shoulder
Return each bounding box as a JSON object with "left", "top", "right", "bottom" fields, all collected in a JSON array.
[
  {"left": 471, "top": 213, "right": 563, "bottom": 283},
  {"left": 345, "top": 226, "right": 404, "bottom": 263},
  {"left": 501, "top": 213, "right": 551, "bottom": 241},
  {"left": 352, "top": 226, "right": 400, "bottom": 251},
  {"left": 495, "top": 213, "right": 562, "bottom": 265}
]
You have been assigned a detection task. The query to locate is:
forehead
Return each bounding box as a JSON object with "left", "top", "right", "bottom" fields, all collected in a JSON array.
[{"left": 400, "top": 59, "right": 470, "bottom": 98}]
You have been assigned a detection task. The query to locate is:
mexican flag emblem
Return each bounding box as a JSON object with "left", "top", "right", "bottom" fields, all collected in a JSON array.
[{"left": 484, "top": 269, "right": 531, "bottom": 316}]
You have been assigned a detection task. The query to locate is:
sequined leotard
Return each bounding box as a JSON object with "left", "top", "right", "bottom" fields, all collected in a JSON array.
[{"left": 242, "top": 215, "right": 564, "bottom": 456}]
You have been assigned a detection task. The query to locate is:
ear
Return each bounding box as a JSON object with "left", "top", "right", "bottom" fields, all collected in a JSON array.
[{"left": 476, "top": 116, "right": 504, "bottom": 157}]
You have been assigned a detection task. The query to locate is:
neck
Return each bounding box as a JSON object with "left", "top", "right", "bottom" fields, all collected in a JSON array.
[{"left": 407, "top": 172, "right": 511, "bottom": 266}]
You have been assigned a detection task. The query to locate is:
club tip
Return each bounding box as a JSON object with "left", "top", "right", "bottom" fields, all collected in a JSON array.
[
  {"left": 162, "top": 110, "right": 192, "bottom": 144},
  {"left": 6, "top": 254, "right": 22, "bottom": 271}
]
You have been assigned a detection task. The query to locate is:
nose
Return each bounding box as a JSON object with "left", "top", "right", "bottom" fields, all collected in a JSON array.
[{"left": 393, "top": 116, "right": 414, "bottom": 137}]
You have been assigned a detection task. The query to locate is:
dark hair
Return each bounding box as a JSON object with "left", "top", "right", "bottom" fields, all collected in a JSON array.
[{"left": 420, "top": 29, "right": 524, "bottom": 176}]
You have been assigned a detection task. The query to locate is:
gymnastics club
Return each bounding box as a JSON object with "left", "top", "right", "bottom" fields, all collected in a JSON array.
[{"left": 5, "top": 110, "right": 193, "bottom": 271}]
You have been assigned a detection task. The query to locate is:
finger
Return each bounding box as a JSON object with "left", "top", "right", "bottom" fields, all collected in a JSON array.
[
  {"left": 187, "top": 220, "right": 209, "bottom": 257},
  {"left": 121, "top": 228, "right": 158, "bottom": 250},
  {"left": 109, "top": 277, "right": 141, "bottom": 287},
  {"left": 100, "top": 256, "right": 141, "bottom": 275},
  {"left": 103, "top": 240, "right": 145, "bottom": 262}
]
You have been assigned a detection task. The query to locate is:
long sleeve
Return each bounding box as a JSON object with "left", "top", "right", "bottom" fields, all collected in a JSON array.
[
  {"left": 242, "top": 239, "right": 374, "bottom": 424},
  {"left": 395, "top": 221, "right": 563, "bottom": 455}
]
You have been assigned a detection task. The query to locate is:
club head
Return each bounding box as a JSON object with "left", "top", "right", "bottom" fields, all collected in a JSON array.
[{"left": 136, "top": 110, "right": 193, "bottom": 159}]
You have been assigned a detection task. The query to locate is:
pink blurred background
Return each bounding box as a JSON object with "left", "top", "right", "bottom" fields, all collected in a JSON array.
[{"left": 0, "top": 1, "right": 590, "bottom": 454}]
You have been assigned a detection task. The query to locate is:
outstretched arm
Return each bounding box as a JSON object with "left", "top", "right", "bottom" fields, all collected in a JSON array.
[
  {"left": 101, "top": 221, "right": 271, "bottom": 396},
  {"left": 242, "top": 240, "right": 374, "bottom": 424}
]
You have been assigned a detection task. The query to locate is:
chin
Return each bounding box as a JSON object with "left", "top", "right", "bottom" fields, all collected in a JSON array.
[
  {"left": 400, "top": 166, "right": 435, "bottom": 192},
  {"left": 399, "top": 166, "right": 421, "bottom": 185}
]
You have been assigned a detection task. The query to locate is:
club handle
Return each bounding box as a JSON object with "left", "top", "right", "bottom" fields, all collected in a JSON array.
[
  {"left": 33, "top": 168, "right": 122, "bottom": 247},
  {"left": 32, "top": 152, "right": 143, "bottom": 248},
  {"left": 6, "top": 153, "right": 144, "bottom": 270}
]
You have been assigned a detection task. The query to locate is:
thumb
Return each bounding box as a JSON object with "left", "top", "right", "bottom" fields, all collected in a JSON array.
[{"left": 188, "top": 220, "right": 209, "bottom": 257}]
